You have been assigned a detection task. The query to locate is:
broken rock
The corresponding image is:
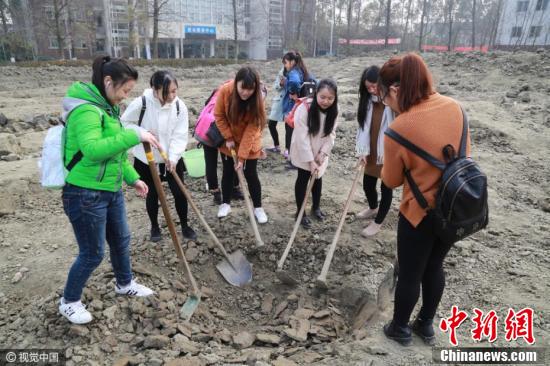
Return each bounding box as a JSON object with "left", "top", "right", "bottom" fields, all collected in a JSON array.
[
  {"left": 255, "top": 332, "right": 281, "bottom": 345},
  {"left": 233, "top": 331, "right": 255, "bottom": 349},
  {"left": 283, "top": 319, "right": 310, "bottom": 342},
  {"left": 143, "top": 335, "right": 171, "bottom": 349}
]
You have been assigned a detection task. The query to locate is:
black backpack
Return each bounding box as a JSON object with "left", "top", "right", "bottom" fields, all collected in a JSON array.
[
  {"left": 385, "top": 108, "right": 488, "bottom": 244},
  {"left": 299, "top": 73, "right": 317, "bottom": 98}
]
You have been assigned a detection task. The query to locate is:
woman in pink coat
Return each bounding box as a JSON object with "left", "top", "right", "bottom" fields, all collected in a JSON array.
[{"left": 290, "top": 79, "right": 338, "bottom": 228}]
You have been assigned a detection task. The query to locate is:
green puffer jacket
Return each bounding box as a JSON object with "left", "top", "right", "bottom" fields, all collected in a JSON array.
[{"left": 62, "top": 82, "right": 141, "bottom": 192}]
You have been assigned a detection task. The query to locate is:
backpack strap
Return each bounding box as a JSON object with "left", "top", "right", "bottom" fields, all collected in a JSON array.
[
  {"left": 385, "top": 128, "right": 446, "bottom": 171},
  {"left": 65, "top": 107, "right": 105, "bottom": 171},
  {"left": 176, "top": 100, "right": 180, "bottom": 116},
  {"left": 138, "top": 96, "right": 146, "bottom": 127},
  {"left": 458, "top": 106, "right": 469, "bottom": 158},
  {"left": 404, "top": 170, "right": 429, "bottom": 210}
]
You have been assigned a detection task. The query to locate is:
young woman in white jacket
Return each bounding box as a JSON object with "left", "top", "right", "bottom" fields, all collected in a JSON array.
[{"left": 121, "top": 71, "right": 196, "bottom": 242}]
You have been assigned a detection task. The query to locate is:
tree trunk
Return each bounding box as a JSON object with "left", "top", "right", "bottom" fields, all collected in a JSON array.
[
  {"left": 355, "top": 0, "right": 361, "bottom": 33},
  {"left": 401, "top": 0, "right": 413, "bottom": 50},
  {"left": 346, "top": 0, "right": 352, "bottom": 55},
  {"left": 152, "top": 0, "right": 159, "bottom": 58},
  {"left": 128, "top": 0, "right": 137, "bottom": 58},
  {"left": 384, "top": 0, "right": 391, "bottom": 48},
  {"left": 447, "top": 0, "right": 454, "bottom": 51},
  {"left": 471, "top": 0, "right": 476, "bottom": 49},
  {"left": 0, "top": 1, "right": 9, "bottom": 35},
  {"left": 53, "top": 0, "right": 65, "bottom": 59},
  {"left": 66, "top": 4, "right": 75, "bottom": 59},
  {"left": 418, "top": 0, "right": 428, "bottom": 52},
  {"left": 232, "top": 0, "right": 238, "bottom": 60},
  {"left": 296, "top": 0, "right": 307, "bottom": 42}
]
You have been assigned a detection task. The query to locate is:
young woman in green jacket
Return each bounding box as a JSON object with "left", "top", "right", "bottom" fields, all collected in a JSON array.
[{"left": 59, "top": 55, "right": 159, "bottom": 324}]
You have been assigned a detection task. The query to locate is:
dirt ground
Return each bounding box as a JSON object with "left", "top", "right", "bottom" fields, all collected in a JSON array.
[{"left": 0, "top": 51, "right": 549, "bottom": 366}]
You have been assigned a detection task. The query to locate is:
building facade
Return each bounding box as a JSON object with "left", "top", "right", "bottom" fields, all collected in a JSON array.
[{"left": 496, "top": 0, "right": 550, "bottom": 48}]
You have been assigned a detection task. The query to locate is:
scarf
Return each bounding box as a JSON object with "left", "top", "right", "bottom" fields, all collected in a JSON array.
[{"left": 356, "top": 96, "right": 395, "bottom": 164}]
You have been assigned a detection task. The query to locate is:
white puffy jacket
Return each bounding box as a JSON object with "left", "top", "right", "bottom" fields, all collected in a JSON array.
[{"left": 121, "top": 88, "right": 189, "bottom": 164}]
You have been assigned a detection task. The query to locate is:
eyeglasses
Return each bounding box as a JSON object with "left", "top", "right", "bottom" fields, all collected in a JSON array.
[{"left": 379, "top": 82, "right": 399, "bottom": 103}]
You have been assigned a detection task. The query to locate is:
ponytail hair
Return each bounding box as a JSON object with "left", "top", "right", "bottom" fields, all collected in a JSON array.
[
  {"left": 92, "top": 55, "right": 139, "bottom": 102},
  {"left": 357, "top": 65, "right": 380, "bottom": 129},
  {"left": 282, "top": 50, "right": 309, "bottom": 81},
  {"left": 378, "top": 53, "right": 433, "bottom": 112},
  {"left": 150, "top": 70, "right": 178, "bottom": 101}
]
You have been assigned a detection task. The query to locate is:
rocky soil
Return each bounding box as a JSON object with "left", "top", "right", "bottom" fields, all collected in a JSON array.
[{"left": 0, "top": 51, "right": 549, "bottom": 365}]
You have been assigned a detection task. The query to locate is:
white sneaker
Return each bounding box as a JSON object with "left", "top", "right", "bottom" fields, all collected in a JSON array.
[
  {"left": 254, "top": 207, "right": 268, "bottom": 224},
  {"left": 357, "top": 207, "right": 378, "bottom": 219},
  {"left": 361, "top": 222, "right": 382, "bottom": 237},
  {"left": 59, "top": 298, "right": 93, "bottom": 324},
  {"left": 115, "top": 280, "right": 154, "bottom": 297},
  {"left": 217, "top": 203, "right": 231, "bottom": 218}
]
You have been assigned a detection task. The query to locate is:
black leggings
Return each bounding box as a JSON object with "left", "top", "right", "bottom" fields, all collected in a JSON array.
[
  {"left": 221, "top": 154, "right": 262, "bottom": 207},
  {"left": 295, "top": 168, "right": 322, "bottom": 214},
  {"left": 203, "top": 143, "right": 238, "bottom": 191},
  {"left": 268, "top": 120, "right": 293, "bottom": 150},
  {"left": 363, "top": 174, "right": 393, "bottom": 224},
  {"left": 393, "top": 214, "right": 454, "bottom": 326},
  {"left": 134, "top": 158, "right": 188, "bottom": 228},
  {"left": 268, "top": 120, "right": 280, "bottom": 147}
]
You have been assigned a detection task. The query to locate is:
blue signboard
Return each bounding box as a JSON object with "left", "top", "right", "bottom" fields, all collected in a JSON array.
[{"left": 185, "top": 26, "right": 216, "bottom": 37}]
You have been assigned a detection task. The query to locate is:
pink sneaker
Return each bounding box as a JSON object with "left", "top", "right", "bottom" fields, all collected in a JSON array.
[{"left": 361, "top": 222, "right": 382, "bottom": 237}]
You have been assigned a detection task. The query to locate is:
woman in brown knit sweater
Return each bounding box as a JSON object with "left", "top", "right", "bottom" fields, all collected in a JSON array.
[
  {"left": 356, "top": 66, "right": 395, "bottom": 237},
  {"left": 379, "top": 53, "right": 471, "bottom": 346}
]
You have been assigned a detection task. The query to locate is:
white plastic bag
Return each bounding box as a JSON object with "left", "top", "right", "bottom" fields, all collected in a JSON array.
[{"left": 40, "top": 125, "right": 66, "bottom": 189}]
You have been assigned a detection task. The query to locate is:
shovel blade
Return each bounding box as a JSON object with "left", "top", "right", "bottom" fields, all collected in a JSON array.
[
  {"left": 376, "top": 263, "right": 397, "bottom": 310},
  {"left": 215, "top": 250, "right": 253, "bottom": 287},
  {"left": 275, "top": 269, "right": 299, "bottom": 286},
  {"left": 180, "top": 295, "right": 201, "bottom": 321}
]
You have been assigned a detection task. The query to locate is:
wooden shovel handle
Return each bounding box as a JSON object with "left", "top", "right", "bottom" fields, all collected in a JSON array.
[
  {"left": 142, "top": 142, "right": 200, "bottom": 296},
  {"left": 317, "top": 162, "right": 365, "bottom": 283},
  {"left": 156, "top": 147, "right": 234, "bottom": 265},
  {"left": 277, "top": 172, "right": 317, "bottom": 270},
  {"left": 231, "top": 149, "right": 264, "bottom": 248}
]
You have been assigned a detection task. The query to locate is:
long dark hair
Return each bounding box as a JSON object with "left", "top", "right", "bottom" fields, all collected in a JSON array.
[
  {"left": 357, "top": 65, "right": 380, "bottom": 129},
  {"left": 92, "top": 55, "right": 138, "bottom": 104},
  {"left": 307, "top": 79, "right": 338, "bottom": 137},
  {"left": 282, "top": 51, "right": 309, "bottom": 81},
  {"left": 228, "top": 66, "right": 266, "bottom": 128},
  {"left": 150, "top": 70, "right": 178, "bottom": 101}
]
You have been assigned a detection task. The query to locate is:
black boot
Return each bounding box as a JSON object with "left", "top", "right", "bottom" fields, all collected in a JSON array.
[
  {"left": 383, "top": 320, "right": 412, "bottom": 346},
  {"left": 211, "top": 190, "right": 222, "bottom": 205},
  {"left": 295, "top": 213, "right": 311, "bottom": 229},
  {"left": 232, "top": 186, "right": 245, "bottom": 200},
  {"left": 411, "top": 317, "right": 436, "bottom": 346},
  {"left": 311, "top": 208, "right": 326, "bottom": 221},
  {"left": 182, "top": 225, "right": 197, "bottom": 241},
  {"left": 150, "top": 226, "right": 161, "bottom": 242}
]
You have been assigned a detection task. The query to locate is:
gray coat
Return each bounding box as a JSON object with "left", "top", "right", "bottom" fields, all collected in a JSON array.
[{"left": 268, "top": 67, "right": 286, "bottom": 122}]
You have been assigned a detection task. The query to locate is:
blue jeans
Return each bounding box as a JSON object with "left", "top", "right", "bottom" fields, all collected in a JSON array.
[{"left": 62, "top": 184, "right": 133, "bottom": 302}]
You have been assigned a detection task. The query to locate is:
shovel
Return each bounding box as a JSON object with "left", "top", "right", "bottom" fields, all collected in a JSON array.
[
  {"left": 156, "top": 147, "right": 252, "bottom": 287},
  {"left": 142, "top": 142, "right": 201, "bottom": 320},
  {"left": 230, "top": 149, "right": 265, "bottom": 249},
  {"left": 276, "top": 172, "right": 317, "bottom": 285},
  {"left": 315, "top": 162, "right": 365, "bottom": 290}
]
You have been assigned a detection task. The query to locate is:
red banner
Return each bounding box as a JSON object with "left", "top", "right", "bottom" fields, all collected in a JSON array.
[
  {"left": 422, "top": 44, "right": 489, "bottom": 53},
  {"left": 338, "top": 38, "right": 401, "bottom": 45}
]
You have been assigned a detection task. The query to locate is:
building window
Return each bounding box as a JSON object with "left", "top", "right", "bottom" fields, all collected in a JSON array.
[
  {"left": 536, "top": 0, "right": 548, "bottom": 10},
  {"left": 511, "top": 26, "right": 522, "bottom": 37},
  {"left": 96, "top": 39, "right": 105, "bottom": 52},
  {"left": 96, "top": 15, "right": 103, "bottom": 27},
  {"left": 245, "top": 21, "right": 250, "bottom": 35},
  {"left": 49, "top": 37, "right": 60, "bottom": 49},
  {"left": 75, "top": 39, "right": 87, "bottom": 49},
  {"left": 516, "top": 0, "right": 529, "bottom": 11},
  {"left": 44, "top": 5, "right": 55, "bottom": 20},
  {"left": 529, "top": 26, "right": 542, "bottom": 37}
]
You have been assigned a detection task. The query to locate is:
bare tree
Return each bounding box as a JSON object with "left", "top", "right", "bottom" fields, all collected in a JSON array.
[
  {"left": 296, "top": 0, "right": 308, "bottom": 43},
  {"left": 151, "top": 0, "right": 169, "bottom": 58},
  {"left": 0, "top": 0, "right": 8, "bottom": 35},
  {"left": 471, "top": 0, "right": 476, "bottom": 48},
  {"left": 401, "top": 0, "right": 414, "bottom": 50},
  {"left": 346, "top": 0, "right": 353, "bottom": 55},
  {"left": 232, "top": 0, "right": 238, "bottom": 60},
  {"left": 418, "top": 0, "right": 429, "bottom": 51},
  {"left": 384, "top": 0, "right": 391, "bottom": 48},
  {"left": 446, "top": 0, "right": 455, "bottom": 51}
]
